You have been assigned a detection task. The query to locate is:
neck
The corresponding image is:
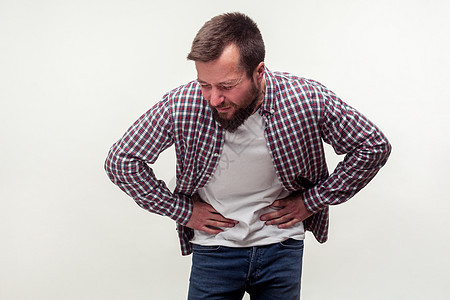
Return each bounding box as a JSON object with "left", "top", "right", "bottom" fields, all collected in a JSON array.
[{"left": 252, "top": 76, "right": 266, "bottom": 114}]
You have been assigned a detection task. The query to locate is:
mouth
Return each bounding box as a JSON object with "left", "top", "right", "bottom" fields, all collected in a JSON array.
[{"left": 215, "top": 106, "right": 233, "bottom": 113}]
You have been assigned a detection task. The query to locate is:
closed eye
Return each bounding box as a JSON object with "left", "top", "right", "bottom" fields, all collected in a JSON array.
[{"left": 220, "top": 85, "right": 234, "bottom": 90}]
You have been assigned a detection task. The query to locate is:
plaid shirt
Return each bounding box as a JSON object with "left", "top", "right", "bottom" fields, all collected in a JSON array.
[{"left": 105, "top": 68, "right": 391, "bottom": 255}]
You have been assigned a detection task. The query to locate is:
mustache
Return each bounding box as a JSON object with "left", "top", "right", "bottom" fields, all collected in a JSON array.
[{"left": 212, "top": 102, "right": 237, "bottom": 110}]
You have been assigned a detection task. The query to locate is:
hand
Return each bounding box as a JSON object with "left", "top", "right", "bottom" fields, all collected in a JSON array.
[
  {"left": 186, "top": 194, "right": 238, "bottom": 234},
  {"left": 260, "top": 193, "right": 313, "bottom": 229}
]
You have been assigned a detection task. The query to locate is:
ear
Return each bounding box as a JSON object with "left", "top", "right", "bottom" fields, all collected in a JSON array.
[{"left": 254, "top": 62, "right": 265, "bottom": 83}]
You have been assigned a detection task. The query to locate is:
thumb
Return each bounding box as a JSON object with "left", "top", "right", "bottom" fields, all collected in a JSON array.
[{"left": 269, "top": 199, "right": 284, "bottom": 209}]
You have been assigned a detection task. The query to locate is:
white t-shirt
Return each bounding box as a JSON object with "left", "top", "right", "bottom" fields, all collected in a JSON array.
[{"left": 191, "top": 111, "right": 305, "bottom": 247}]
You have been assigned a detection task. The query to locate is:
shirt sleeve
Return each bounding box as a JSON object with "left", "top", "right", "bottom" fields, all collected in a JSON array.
[
  {"left": 302, "top": 81, "right": 392, "bottom": 212},
  {"left": 104, "top": 97, "right": 193, "bottom": 225}
]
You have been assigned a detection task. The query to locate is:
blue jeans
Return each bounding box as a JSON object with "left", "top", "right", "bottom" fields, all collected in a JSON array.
[{"left": 188, "top": 239, "right": 304, "bottom": 300}]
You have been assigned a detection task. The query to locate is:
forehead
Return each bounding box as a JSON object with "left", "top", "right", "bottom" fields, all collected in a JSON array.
[{"left": 195, "top": 44, "right": 246, "bottom": 84}]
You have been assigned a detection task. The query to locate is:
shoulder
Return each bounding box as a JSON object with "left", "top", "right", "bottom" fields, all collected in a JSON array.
[
  {"left": 158, "top": 80, "right": 216, "bottom": 130},
  {"left": 268, "top": 70, "right": 329, "bottom": 100},
  {"left": 163, "top": 80, "right": 204, "bottom": 106},
  {"left": 265, "top": 70, "right": 331, "bottom": 116},
  {"left": 152, "top": 80, "right": 209, "bottom": 117}
]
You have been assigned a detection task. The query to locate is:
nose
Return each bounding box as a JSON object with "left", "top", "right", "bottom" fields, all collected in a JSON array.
[{"left": 209, "top": 88, "right": 224, "bottom": 107}]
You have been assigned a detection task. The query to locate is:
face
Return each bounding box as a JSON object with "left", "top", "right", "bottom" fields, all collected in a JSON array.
[{"left": 195, "top": 44, "right": 265, "bottom": 132}]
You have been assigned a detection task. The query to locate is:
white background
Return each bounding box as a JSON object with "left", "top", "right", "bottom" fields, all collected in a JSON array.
[{"left": 1, "top": 0, "right": 449, "bottom": 299}]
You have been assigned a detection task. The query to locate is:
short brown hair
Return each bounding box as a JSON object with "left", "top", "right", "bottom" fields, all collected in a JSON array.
[{"left": 187, "top": 12, "right": 265, "bottom": 77}]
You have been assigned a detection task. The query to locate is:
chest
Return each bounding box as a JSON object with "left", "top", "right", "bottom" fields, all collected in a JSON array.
[{"left": 174, "top": 110, "right": 327, "bottom": 194}]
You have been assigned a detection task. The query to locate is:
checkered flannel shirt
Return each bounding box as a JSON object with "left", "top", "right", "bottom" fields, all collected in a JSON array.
[{"left": 105, "top": 68, "right": 391, "bottom": 255}]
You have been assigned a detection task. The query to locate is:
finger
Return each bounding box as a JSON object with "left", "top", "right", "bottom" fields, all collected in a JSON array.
[
  {"left": 264, "top": 212, "right": 292, "bottom": 226},
  {"left": 209, "top": 212, "right": 239, "bottom": 225},
  {"left": 200, "top": 218, "right": 238, "bottom": 234},
  {"left": 269, "top": 199, "right": 282, "bottom": 208},
  {"left": 260, "top": 206, "right": 288, "bottom": 222},
  {"left": 207, "top": 219, "right": 237, "bottom": 228},
  {"left": 277, "top": 218, "right": 300, "bottom": 229},
  {"left": 200, "top": 225, "right": 223, "bottom": 235},
  {"left": 201, "top": 203, "right": 238, "bottom": 223},
  {"left": 260, "top": 210, "right": 280, "bottom": 222}
]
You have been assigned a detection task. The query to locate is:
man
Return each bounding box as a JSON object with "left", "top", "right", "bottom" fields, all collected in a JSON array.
[{"left": 105, "top": 12, "right": 391, "bottom": 299}]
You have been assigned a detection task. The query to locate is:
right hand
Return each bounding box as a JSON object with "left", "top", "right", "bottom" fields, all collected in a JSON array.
[{"left": 185, "top": 194, "right": 238, "bottom": 234}]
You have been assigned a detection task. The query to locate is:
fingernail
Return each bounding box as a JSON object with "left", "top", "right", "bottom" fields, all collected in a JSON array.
[{"left": 261, "top": 216, "right": 266, "bottom": 221}]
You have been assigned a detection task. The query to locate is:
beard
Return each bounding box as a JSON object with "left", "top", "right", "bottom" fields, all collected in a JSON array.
[{"left": 210, "top": 84, "right": 261, "bottom": 133}]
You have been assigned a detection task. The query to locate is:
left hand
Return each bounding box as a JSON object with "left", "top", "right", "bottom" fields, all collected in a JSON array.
[{"left": 260, "top": 193, "right": 313, "bottom": 229}]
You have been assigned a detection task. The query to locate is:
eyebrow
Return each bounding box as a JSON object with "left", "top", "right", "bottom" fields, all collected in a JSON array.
[{"left": 197, "top": 78, "right": 242, "bottom": 86}]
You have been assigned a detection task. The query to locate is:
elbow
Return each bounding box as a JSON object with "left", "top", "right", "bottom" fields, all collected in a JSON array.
[
  {"left": 357, "top": 132, "right": 392, "bottom": 170},
  {"left": 381, "top": 131, "right": 392, "bottom": 159},
  {"left": 385, "top": 139, "right": 392, "bottom": 159},
  {"left": 104, "top": 146, "right": 119, "bottom": 182},
  {"left": 376, "top": 134, "right": 392, "bottom": 168}
]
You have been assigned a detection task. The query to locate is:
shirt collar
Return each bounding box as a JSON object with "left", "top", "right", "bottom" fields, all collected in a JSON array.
[{"left": 259, "top": 67, "right": 278, "bottom": 117}]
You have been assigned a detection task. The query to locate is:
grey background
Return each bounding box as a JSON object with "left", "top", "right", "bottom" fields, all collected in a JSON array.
[{"left": 1, "top": 0, "right": 449, "bottom": 299}]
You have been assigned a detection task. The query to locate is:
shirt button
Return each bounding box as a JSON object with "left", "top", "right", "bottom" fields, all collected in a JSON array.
[
  {"left": 270, "top": 109, "right": 275, "bottom": 114},
  {"left": 213, "top": 153, "right": 220, "bottom": 157}
]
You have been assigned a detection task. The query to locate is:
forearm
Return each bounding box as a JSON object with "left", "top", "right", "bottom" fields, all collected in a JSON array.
[
  {"left": 302, "top": 81, "right": 392, "bottom": 212},
  {"left": 104, "top": 98, "right": 193, "bottom": 225},
  {"left": 105, "top": 148, "right": 193, "bottom": 224},
  {"left": 303, "top": 125, "right": 391, "bottom": 213}
]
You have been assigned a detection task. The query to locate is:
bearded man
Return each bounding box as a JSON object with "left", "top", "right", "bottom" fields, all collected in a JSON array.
[{"left": 105, "top": 12, "right": 391, "bottom": 299}]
